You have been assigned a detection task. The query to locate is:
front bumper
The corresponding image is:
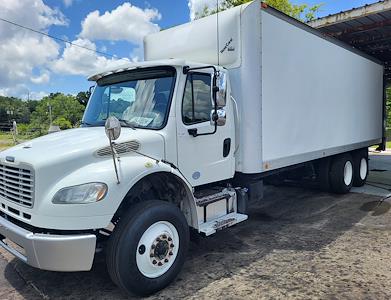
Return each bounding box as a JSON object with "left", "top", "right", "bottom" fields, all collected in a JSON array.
[{"left": 0, "top": 215, "right": 96, "bottom": 271}]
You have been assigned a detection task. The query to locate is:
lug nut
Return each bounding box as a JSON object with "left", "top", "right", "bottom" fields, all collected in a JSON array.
[
  {"left": 158, "top": 262, "right": 163, "bottom": 266},
  {"left": 169, "top": 252, "right": 173, "bottom": 256},
  {"left": 152, "top": 260, "right": 157, "bottom": 265},
  {"left": 150, "top": 254, "right": 154, "bottom": 258},
  {"left": 162, "top": 235, "right": 167, "bottom": 239},
  {"left": 168, "top": 237, "right": 172, "bottom": 241},
  {"left": 170, "top": 244, "right": 174, "bottom": 248},
  {"left": 164, "top": 258, "right": 169, "bottom": 263}
]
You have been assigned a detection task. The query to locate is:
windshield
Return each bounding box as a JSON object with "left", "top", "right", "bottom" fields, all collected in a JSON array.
[{"left": 82, "top": 67, "right": 176, "bottom": 129}]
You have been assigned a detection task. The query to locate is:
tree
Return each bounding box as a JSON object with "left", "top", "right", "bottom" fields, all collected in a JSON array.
[
  {"left": 30, "top": 93, "right": 85, "bottom": 131},
  {"left": 195, "top": 0, "right": 322, "bottom": 22},
  {"left": 76, "top": 91, "right": 91, "bottom": 106},
  {"left": 0, "top": 96, "right": 31, "bottom": 124}
]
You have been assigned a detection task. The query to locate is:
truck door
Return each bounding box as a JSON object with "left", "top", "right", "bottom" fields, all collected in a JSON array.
[{"left": 176, "top": 71, "right": 235, "bottom": 186}]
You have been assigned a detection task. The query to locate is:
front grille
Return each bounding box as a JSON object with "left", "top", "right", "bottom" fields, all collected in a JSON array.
[{"left": 0, "top": 163, "right": 34, "bottom": 207}]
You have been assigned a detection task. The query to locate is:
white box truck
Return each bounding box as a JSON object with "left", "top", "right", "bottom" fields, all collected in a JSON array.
[{"left": 0, "top": 0, "right": 385, "bottom": 296}]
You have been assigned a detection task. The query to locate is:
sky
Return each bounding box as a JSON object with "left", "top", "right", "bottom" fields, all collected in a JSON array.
[{"left": 0, "top": 0, "right": 380, "bottom": 100}]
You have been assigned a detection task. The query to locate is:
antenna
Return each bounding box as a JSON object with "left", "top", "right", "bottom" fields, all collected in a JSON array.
[{"left": 216, "top": 0, "right": 220, "bottom": 66}]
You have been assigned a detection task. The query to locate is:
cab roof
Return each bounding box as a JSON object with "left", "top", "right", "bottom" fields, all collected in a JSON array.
[{"left": 87, "top": 59, "right": 217, "bottom": 81}]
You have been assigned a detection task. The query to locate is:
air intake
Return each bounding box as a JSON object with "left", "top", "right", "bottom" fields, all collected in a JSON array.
[{"left": 96, "top": 140, "right": 140, "bottom": 157}]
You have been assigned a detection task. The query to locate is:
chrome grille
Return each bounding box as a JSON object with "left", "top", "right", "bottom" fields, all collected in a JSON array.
[
  {"left": 96, "top": 140, "right": 140, "bottom": 157},
  {"left": 0, "top": 163, "right": 34, "bottom": 208}
]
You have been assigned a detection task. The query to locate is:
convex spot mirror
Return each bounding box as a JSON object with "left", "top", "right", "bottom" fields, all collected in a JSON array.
[
  {"left": 214, "top": 71, "right": 227, "bottom": 108},
  {"left": 105, "top": 116, "right": 121, "bottom": 140},
  {"left": 210, "top": 108, "right": 226, "bottom": 126}
]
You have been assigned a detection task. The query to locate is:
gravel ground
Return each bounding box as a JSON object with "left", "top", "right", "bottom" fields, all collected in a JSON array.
[{"left": 0, "top": 154, "right": 390, "bottom": 299}]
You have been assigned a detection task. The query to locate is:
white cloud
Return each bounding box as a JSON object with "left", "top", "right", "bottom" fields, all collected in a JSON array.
[
  {"left": 188, "top": 0, "right": 217, "bottom": 20},
  {"left": 0, "top": 0, "right": 157, "bottom": 99},
  {"left": 0, "top": 85, "right": 47, "bottom": 100},
  {"left": 0, "top": 0, "right": 67, "bottom": 97},
  {"left": 31, "top": 71, "right": 50, "bottom": 84},
  {"left": 51, "top": 38, "right": 129, "bottom": 76},
  {"left": 63, "top": 0, "right": 73, "bottom": 7},
  {"left": 80, "top": 2, "right": 161, "bottom": 44},
  {"left": 29, "top": 91, "right": 49, "bottom": 100}
]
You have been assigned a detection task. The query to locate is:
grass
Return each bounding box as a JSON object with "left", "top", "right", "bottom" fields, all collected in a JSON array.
[
  {"left": 0, "top": 132, "right": 31, "bottom": 151},
  {"left": 0, "top": 132, "right": 16, "bottom": 151}
]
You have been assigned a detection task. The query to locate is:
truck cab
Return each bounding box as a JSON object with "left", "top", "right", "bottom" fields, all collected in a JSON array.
[{"left": 0, "top": 59, "right": 247, "bottom": 296}]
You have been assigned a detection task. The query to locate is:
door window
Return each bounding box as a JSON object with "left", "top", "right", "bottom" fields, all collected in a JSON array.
[{"left": 182, "top": 73, "right": 212, "bottom": 125}]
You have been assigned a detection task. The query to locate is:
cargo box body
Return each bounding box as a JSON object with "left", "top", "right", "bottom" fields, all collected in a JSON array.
[{"left": 144, "top": 0, "right": 384, "bottom": 175}]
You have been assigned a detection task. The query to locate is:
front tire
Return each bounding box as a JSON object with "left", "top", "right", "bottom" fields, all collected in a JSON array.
[{"left": 106, "top": 200, "right": 189, "bottom": 296}]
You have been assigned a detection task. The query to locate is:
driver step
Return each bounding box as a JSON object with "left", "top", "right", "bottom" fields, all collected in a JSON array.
[
  {"left": 199, "top": 212, "right": 248, "bottom": 236},
  {"left": 195, "top": 189, "right": 234, "bottom": 207}
]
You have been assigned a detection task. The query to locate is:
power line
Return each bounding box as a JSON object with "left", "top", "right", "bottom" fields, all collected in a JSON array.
[{"left": 0, "top": 17, "right": 129, "bottom": 62}]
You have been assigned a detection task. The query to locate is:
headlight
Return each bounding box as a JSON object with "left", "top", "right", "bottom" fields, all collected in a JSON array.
[{"left": 52, "top": 183, "right": 108, "bottom": 204}]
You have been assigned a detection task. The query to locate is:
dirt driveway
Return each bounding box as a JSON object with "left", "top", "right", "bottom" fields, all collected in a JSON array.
[{"left": 0, "top": 154, "right": 390, "bottom": 299}]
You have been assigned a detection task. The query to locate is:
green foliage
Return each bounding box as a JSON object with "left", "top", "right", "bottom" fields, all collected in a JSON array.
[
  {"left": 0, "top": 92, "right": 86, "bottom": 138},
  {"left": 76, "top": 91, "right": 90, "bottom": 106},
  {"left": 30, "top": 93, "right": 85, "bottom": 132},
  {"left": 195, "top": 0, "right": 322, "bottom": 22},
  {"left": 0, "top": 96, "right": 33, "bottom": 124},
  {"left": 53, "top": 117, "right": 72, "bottom": 130}
]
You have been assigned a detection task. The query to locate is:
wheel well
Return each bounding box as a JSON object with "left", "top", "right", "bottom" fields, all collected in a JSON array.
[{"left": 113, "top": 172, "right": 195, "bottom": 226}]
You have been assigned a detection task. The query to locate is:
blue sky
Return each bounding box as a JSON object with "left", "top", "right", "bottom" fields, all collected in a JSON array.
[{"left": 0, "top": 0, "right": 379, "bottom": 100}]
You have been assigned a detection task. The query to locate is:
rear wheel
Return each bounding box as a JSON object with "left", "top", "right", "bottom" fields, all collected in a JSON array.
[
  {"left": 106, "top": 200, "right": 189, "bottom": 296},
  {"left": 352, "top": 149, "right": 368, "bottom": 187},
  {"left": 329, "top": 153, "right": 354, "bottom": 194},
  {"left": 316, "top": 157, "right": 331, "bottom": 191}
]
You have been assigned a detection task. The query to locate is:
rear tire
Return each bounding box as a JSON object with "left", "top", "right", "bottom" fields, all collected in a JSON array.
[
  {"left": 329, "top": 153, "right": 354, "bottom": 194},
  {"left": 352, "top": 149, "right": 368, "bottom": 187},
  {"left": 106, "top": 200, "right": 189, "bottom": 296},
  {"left": 316, "top": 157, "right": 331, "bottom": 191}
]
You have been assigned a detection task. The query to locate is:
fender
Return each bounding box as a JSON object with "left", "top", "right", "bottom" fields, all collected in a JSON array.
[{"left": 29, "top": 154, "right": 199, "bottom": 230}]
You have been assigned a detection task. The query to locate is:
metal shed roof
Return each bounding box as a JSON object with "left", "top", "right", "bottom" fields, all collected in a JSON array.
[{"left": 308, "top": 0, "right": 391, "bottom": 81}]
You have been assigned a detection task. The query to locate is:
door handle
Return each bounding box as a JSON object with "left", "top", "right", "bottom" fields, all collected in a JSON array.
[
  {"left": 223, "top": 138, "right": 231, "bottom": 157},
  {"left": 188, "top": 128, "right": 198, "bottom": 137}
]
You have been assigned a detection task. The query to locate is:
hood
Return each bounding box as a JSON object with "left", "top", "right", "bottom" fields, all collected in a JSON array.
[{"left": 0, "top": 127, "right": 165, "bottom": 169}]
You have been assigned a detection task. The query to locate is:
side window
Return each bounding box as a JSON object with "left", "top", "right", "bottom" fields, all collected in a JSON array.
[{"left": 182, "top": 73, "right": 212, "bottom": 125}]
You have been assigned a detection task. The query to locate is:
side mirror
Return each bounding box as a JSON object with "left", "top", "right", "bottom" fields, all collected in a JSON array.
[
  {"left": 105, "top": 116, "right": 121, "bottom": 141},
  {"left": 210, "top": 108, "right": 226, "bottom": 126},
  {"left": 105, "top": 116, "right": 121, "bottom": 184},
  {"left": 215, "top": 72, "right": 227, "bottom": 108}
]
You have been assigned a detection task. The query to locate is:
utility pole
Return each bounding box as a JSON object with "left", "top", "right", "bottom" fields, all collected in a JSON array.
[{"left": 48, "top": 102, "right": 52, "bottom": 125}]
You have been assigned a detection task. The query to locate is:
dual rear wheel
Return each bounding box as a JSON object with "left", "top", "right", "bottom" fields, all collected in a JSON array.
[{"left": 320, "top": 149, "right": 368, "bottom": 194}]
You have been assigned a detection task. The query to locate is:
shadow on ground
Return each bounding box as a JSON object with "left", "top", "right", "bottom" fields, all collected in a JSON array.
[{"left": 3, "top": 185, "right": 387, "bottom": 299}]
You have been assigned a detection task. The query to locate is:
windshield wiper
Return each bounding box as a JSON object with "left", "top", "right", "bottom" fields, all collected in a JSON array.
[
  {"left": 80, "top": 121, "right": 96, "bottom": 126},
  {"left": 117, "top": 119, "right": 136, "bottom": 130}
]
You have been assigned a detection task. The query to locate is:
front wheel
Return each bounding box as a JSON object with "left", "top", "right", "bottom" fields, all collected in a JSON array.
[{"left": 106, "top": 200, "right": 189, "bottom": 296}]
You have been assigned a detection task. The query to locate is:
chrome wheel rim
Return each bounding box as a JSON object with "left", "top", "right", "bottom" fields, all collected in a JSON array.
[
  {"left": 136, "top": 221, "right": 179, "bottom": 278},
  {"left": 344, "top": 160, "right": 353, "bottom": 186}
]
